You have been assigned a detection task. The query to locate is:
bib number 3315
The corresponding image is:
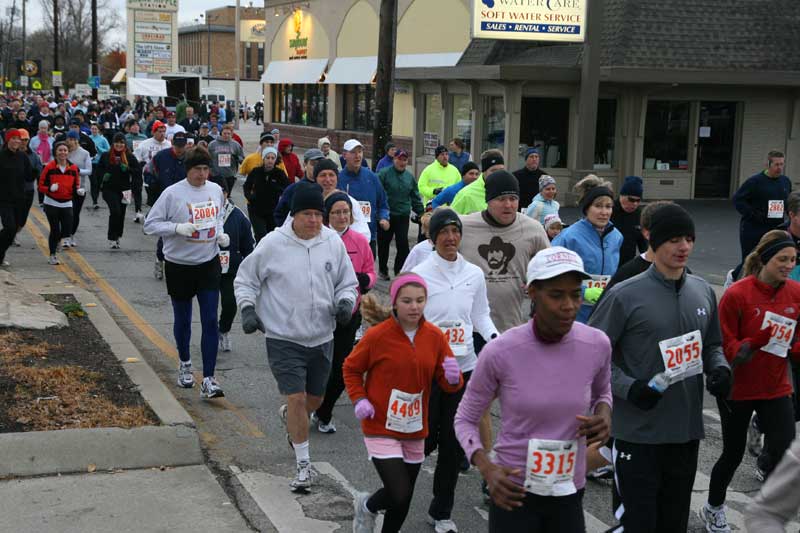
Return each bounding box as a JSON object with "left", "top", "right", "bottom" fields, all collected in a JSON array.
[{"left": 525, "top": 439, "right": 578, "bottom": 497}]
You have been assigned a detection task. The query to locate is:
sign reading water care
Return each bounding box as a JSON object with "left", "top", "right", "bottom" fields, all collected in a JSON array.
[{"left": 472, "top": 0, "right": 586, "bottom": 42}]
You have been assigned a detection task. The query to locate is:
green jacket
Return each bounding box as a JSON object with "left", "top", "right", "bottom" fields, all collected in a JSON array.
[
  {"left": 378, "top": 165, "right": 424, "bottom": 217},
  {"left": 417, "top": 160, "right": 461, "bottom": 204},
  {"left": 175, "top": 100, "right": 189, "bottom": 123},
  {"left": 451, "top": 174, "right": 487, "bottom": 215}
]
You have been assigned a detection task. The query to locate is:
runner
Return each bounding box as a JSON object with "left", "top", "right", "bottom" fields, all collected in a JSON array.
[
  {"left": 1, "top": 129, "right": 32, "bottom": 267},
  {"left": 14, "top": 128, "right": 41, "bottom": 243},
  {"left": 450, "top": 150, "right": 505, "bottom": 216},
  {"left": 216, "top": 180, "right": 255, "bottom": 354},
  {"left": 345, "top": 274, "right": 464, "bottom": 533},
  {"left": 239, "top": 132, "right": 287, "bottom": 177},
  {"left": 412, "top": 208, "right": 499, "bottom": 533},
  {"left": 312, "top": 191, "right": 375, "bottom": 434},
  {"left": 455, "top": 246, "right": 612, "bottom": 533},
  {"left": 525, "top": 175, "right": 560, "bottom": 226},
  {"left": 133, "top": 120, "right": 171, "bottom": 221},
  {"left": 38, "top": 141, "right": 79, "bottom": 266},
  {"left": 143, "top": 146, "right": 228, "bottom": 399},
  {"left": 431, "top": 162, "right": 480, "bottom": 209},
  {"left": 513, "top": 147, "right": 544, "bottom": 209},
  {"left": 63, "top": 130, "right": 91, "bottom": 248},
  {"left": 208, "top": 124, "right": 244, "bottom": 194},
  {"left": 234, "top": 184, "right": 358, "bottom": 492},
  {"left": 418, "top": 145, "right": 462, "bottom": 207},
  {"left": 242, "top": 146, "right": 290, "bottom": 242},
  {"left": 97, "top": 132, "right": 139, "bottom": 249},
  {"left": 552, "top": 176, "right": 622, "bottom": 323},
  {"left": 543, "top": 214, "right": 563, "bottom": 242},
  {"left": 611, "top": 176, "right": 647, "bottom": 265},
  {"left": 701, "top": 230, "right": 800, "bottom": 532},
  {"left": 588, "top": 203, "right": 732, "bottom": 532},
  {"left": 744, "top": 434, "right": 800, "bottom": 532},
  {"left": 272, "top": 149, "right": 324, "bottom": 227}
]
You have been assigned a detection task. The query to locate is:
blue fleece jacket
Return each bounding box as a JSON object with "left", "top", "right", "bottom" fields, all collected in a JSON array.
[
  {"left": 552, "top": 217, "right": 623, "bottom": 323},
  {"left": 147, "top": 148, "right": 186, "bottom": 199},
  {"left": 338, "top": 166, "right": 390, "bottom": 241},
  {"left": 431, "top": 180, "right": 466, "bottom": 208},
  {"left": 375, "top": 155, "right": 394, "bottom": 173},
  {"left": 448, "top": 151, "right": 470, "bottom": 173},
  {"left": 221, "top": 200, "right": 255, "bottom": 275}
]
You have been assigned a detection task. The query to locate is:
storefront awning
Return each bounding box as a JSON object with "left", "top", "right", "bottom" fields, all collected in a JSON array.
[
  {"left": 127, "top": 78, "right": 167, "bottom": 97},
  {"left": 395, "top": 53, "right": 462, "bottom": 69},
  {"left": 260, "top": 59, "right": 328, "bottom": 84},
  {"left": 111, "top": 68, "right": 126, "bottom": 84},
  {"left": 325, "top": 56, "right": 377, "bottom": 84}
]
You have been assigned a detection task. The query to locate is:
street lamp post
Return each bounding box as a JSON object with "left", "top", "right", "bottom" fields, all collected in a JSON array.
[{"left": 234, "top": 0, "right": 240, "bottom": 129}]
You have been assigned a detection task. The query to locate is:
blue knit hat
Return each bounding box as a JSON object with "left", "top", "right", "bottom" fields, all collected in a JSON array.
[{"left": 620, "top": 175, "right": 643, "bottom": 197}]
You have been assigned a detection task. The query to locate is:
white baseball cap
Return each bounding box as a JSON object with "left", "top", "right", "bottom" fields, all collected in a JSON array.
[
  {"left": 343, "top": 139, "right": 363, "bottom": 152},
  {"left": 526, "top": 247, "right": 590, "bottom": 285}
]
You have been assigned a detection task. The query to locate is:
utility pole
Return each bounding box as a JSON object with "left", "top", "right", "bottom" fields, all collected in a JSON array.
[
  {"left": 91, "top": 0, "right": 98, "bottom": 100},
  {"left": 574, "top": 0, "right": 603, "bottom": 174},
  {"left": 372, "top": 0, "right": 398, "bottom": 171},
  {"left": 234, "top": 0, "right": 240, "bottom": 128},
  {"left": 53, "top": 0, "right": 59, "bottom": 97},
  {"left": 21, "top": 0, "right": 26, "bottom": 80}
]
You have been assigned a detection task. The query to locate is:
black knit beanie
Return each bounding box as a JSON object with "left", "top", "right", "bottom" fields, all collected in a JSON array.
[
  {"left": 184, "top": 146, "right": 213, "bottom": 170},
  {"left": 461, "top": 161, "right": 480, "bottom": 177},
  {"left": 481, "top": 153, "right": 504, "bottom": 173},
  {"left": 579, "top": 186, "right": 614, "bottom": 214},
  {"left": 323, "top": 191, "right": 351, "bottom": 223},
  {"left": 649, "top": 204, "right": 696, "bottom": 250},
  {"left": 429, "top": 208, "right": 462, "bottom": 244},
  {"left": 291, "top": 181, "right": 325, "bottom": 215},
  {"left": 485, "top": 170, "right": 520, "bottom": 202},
  {"left": 313, "top": 159, "right": 339, "bottom": 180}
]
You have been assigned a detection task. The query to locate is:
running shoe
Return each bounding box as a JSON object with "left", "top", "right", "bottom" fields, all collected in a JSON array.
[
  {"left": 200, "top": 376, "right": 224, "bottom": 399},
  {"left": 114, "top": 240, "right": 121, "bottom": 249},
  {"left": 154, "top": 260, "right": 164, "bottom": 280},
  {"left": 109, "top": 240, "right": 120, "bottom": 249},
  {"left": 427, "top": 515, "right": 458, "bottom": 533},
  {"left": 61, "top": 238, "right": 72, "bottom": 248},
  {"left": 290, "top": 460, "right": 313, "bottom": 492},
  {"left": 1, "top": 260, "right": 10, "bottom": 268},
  {"left": 754, "top": 466, "right": 767, "bottom": 483},
  {"left": 134, "top": 211, "right": 144, "bottom": 223},
  {"left": 587, "top": 464, "right": 615, "bottom": 480},
  {"left": 68, "top": 236, "right": 77, "bottom": 247},
  {"left": 177, "top": 361, "right": 194, "bottom": 388},
  {"left": 317, "top": 419, "right": 337, "bottom": 434},
  {"left": 746, "top": 414, "right": 763, "bottom": 457},
  {"left": 352, "top": 491, "right": 377, "bottom": 533},
  {"left": 13, "top": 237, "right": 21, "bottom": 246},
  {"left": 48, "top": 255, "right": 59, "bottom": 265},
  {"left": 700, "top": 503, "right": 731, "bottom": 533},
  {"left": 219, "top": 332, "right": 231, "bottom": 352}
]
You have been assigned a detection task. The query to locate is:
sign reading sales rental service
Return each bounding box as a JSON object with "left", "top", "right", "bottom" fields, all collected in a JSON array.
[{"left": 472, "top": 0, "right": 586, "bottom": 42}]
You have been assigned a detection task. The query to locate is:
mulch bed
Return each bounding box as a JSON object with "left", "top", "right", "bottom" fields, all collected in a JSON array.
[{"left": 0, "top": 294, "right": 158, "bottom": 433}]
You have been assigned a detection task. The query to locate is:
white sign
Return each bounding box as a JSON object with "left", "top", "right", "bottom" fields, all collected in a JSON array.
[
  {"left": 472, "top": 0, "right": 586, "bottom": 43},
  {"left": 126, "top": 0, "right": 178, "bottom": 12},
  {"left": 52, "top": 70, "right": 62, "bottom": 87},
  {"left": 241, "top": 20, "right": 267, "bottom": 43},
  {"left": 73, "top": 83, "right": 91, "bottom": 96}
]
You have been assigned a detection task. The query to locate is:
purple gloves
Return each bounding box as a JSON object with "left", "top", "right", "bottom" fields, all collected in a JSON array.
[
  {"left": 354, "top": 398, "right": 375, "bottom": 420},
  {"left": 443, "top": 357, "right": 461, "bottom": 385}
]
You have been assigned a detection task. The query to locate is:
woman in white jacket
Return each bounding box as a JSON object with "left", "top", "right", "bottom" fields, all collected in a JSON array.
[{"left": 411, "top": 207, "right": 498, "bottom": 533}]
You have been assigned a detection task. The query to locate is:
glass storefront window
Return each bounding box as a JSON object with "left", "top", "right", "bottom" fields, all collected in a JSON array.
[
  {"left": 451, "top": 94, "right": 472, "bottom": 154},
  {"left": 594, "top": 99, "right": 617, "bottom": 169},
  {"left": 519, "top": 97, "right": 569, "bottom": 169},
  {"left": 271, "top": 84, "right": 328, "bottom": 128},
  {"left": 643, "top": 101, "right": 690, "bottom": 171},
  {"left": 482, "top": 95, "right": 505, "bottom": 154},
  {"left": 342, "top": 85, "right": 375, "bottom": 132},
  {"left": 424, "top": 93, "right": 442, "bottom": 135}
]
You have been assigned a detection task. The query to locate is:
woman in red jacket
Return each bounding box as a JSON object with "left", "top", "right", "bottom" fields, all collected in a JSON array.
[
  {"left": 39, "top": 141, "right": 80, "bottom": 265},
  {"left": 703, "top": 229, "right": 800, "bottom": 532},
  {"left": 344, "top": 273, "right": 463, "bottom": 533},
  {"left": 278, "top": 138, "right": 303, "bottom": 182}
]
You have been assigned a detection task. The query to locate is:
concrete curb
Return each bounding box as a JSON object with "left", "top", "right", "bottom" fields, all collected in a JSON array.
[{"left": 0, "top": 282, "right": 203, "bottom": 478}]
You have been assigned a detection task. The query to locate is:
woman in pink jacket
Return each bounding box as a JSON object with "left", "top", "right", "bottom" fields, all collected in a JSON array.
[{"left": 312, "top": 190, "right": 376, "bottom": 433}]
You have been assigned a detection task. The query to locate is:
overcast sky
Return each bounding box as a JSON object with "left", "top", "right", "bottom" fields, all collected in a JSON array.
[{"left": 23, "top": 0, "right": 238, "bottom": 47}]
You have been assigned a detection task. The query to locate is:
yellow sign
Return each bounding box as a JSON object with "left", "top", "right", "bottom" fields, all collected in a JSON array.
[
  {"left": 32, "top": 80, "right": 42, "bottom": 89},
  {"left": 4, "top": 81, "right": 11, "bottom": 88}
]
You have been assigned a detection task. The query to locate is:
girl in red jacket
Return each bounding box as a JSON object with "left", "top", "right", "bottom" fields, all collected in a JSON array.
[
  {"left": 39, "top": 141, "right": 80, "bottom": 265},
  {"left": 344, "top": 273, "right": 463, "bottom": 533},
  {"left": 703, "top": 230, "right": 800, "bottom": 531},
  {"left": 278, "top": 138, "right": 303, "bottom": 182}
]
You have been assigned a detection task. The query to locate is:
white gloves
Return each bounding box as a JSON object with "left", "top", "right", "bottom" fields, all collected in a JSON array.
[
  {"left": 49, "top": 183, "right": 59, "bottom": 192},
  {"left": 217, "top": 233, "right": 230, "bottom": 247},
  {"left": 175, "top": 222, "right": 199, "bottom": 237},
  {"left": 76, "top": 188, "right": 86, "bottom": 196}
]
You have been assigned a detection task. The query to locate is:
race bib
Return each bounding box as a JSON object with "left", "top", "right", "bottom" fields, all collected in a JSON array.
[
  {"left": 768, "top": 200, "right": 784, "bottom": 219},
  {"left": 219, "top": 251, "right": 230, "bottom": 274},
  {"left": 132, "top": 140, "right": 142, "bottom": 151},
  {"left": 191, "top": 200, "right": 218, "bottom": 230},
  {"left": 218, "top": 153, "right": 231, "bottom": 168},
  {"left": 524, "top": 439, "right": 578, "bottom": 497},
  {"left": 438, "top": 320, "right": 467, "bottom": 357},
  {"left": 385, "top": 389, "right": 423, "bottom": 434},
  {"left": 359, "top": 201, "right": 372, "bottom": 222},
  {"left": 104, "top": 122, "right": 110, "bottom": 129},
  {"left": 121, "top": 190, "right": 132, "bottom": 205},
  {"left": 582, "top": 275, "right": 610, "bottom": 290},
  {"left": 760, "top": 311, "right": 797, "bottom": 358},
  {"left": 658, "top": 330, "right": 703, "bottom": 384}
]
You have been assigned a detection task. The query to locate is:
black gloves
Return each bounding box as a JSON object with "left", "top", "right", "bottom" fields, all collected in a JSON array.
[
  {"left": 335, "top": 300, "right": 354, "bottom": 325},
  {"left": 432, "top": 187, "right": 443, "bottom": 196},
  {"left": 706, "top": 366, "right": 732, "bottom": 398},
  {"left": 627, "top": 380, "right": 663, "bottom": 411},
  {"left": 241, "top": 306, "right": 265, "bottom": 334},
  {"left": 356, "top": 273, "right": 371, "bottom": 294}
]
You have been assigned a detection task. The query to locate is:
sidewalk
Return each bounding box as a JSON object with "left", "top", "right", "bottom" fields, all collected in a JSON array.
[{"left": 0, "top": 231, "right": 252, "bottom": 531}]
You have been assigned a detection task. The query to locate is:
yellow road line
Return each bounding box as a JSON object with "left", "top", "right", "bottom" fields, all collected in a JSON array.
[{"left": 28, "top": 209, "right": 266, "bottom": 439}]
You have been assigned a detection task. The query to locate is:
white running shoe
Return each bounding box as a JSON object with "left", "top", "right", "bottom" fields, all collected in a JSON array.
[
  {"left": 154, "top": 260, "right": 164, "bottom": 280},
  {"left": 109, "top": 240, "right": 117, "bottom": 249},
  {"left": 219, "top": 332, "right": 231, "bottom": 352},
  {"left": 200, "top": 376, "right": 224, "bottom": 399},
  {"left": 0, "top": 260, "right": 9, "bottom": 267},
  {"left": 134, "top": 212, "right": 144, "bottom": 223},
  {"left": 746, "top": 413, "right": 763, "bottom": 457},
  {"left": 13, "top": 237, "right": 21, "bottom": 246},
  {"left": 290, "top": 460, "right": 313, "bottom": 492},
  {"left": 61, "top": 238, "right": 71, "bottom": 248},
  {"left": 114, "top": 240, "right": 120, "bottom": 249},
  {"left": 68, "top": 236, "right": 76, "bottom": 247},
  {"left": 352, "top": 492, "right": 377, "bottom": 533},
  {"left": 317, "top": 419, "right": 337, "bottom": 434},
  {"left": 279, "top": 403, "right": 288, "bottom": 427},
  {"left": 177, "top": 361, "right": 194, "bottom": 388},
  {"left": 700, "top": 503, "right": 731, "bottom": 533},
  {"left": 427, "top": 515, "right": 458, "bottom": 533},
  {"left": 48, "top": 255, "right": 59, "bottom": 265}
]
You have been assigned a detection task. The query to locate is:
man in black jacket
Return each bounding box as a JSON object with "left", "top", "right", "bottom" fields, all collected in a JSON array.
[
  {"left": 0, "top": 129, "right": 32, "bottom": 267},
  {"left": 611, "top": 175, "right": 648, "bottom": 265},
  {"left": 179, "top": 106, "right": 201, "bottom": 135},
  {"left": 512, "top": 147, "right": 544, "bottom": 209}
]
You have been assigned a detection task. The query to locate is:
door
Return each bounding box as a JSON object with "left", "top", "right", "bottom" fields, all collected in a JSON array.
[{"left": 694, "top": 102, "right": 737, "bottom": 198}]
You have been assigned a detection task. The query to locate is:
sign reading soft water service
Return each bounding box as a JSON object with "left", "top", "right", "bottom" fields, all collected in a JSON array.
[{"left": 472, "top": 0, "right": 586, "bottom": 42}]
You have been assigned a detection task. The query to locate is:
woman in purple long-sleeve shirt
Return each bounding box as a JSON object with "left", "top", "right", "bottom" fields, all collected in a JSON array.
[{"left": 455, "top": 246, "right": 613, "bottom": 532}]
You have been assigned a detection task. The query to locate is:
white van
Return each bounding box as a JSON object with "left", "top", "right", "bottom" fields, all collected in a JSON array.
[{"left": 201, "top": 88, "right": 227, "bottom": 105}]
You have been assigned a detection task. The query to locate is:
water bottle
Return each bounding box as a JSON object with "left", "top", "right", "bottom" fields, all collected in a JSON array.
[{"left": 648, "top": 372, "right": 669, "bottom": 393}]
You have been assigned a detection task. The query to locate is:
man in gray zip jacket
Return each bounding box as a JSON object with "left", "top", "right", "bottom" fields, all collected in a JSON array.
[{"left": 588, "top": 203, "right": 731, "bottom": 533}]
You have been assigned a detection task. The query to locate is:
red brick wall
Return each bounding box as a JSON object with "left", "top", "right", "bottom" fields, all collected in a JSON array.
[{"left": 262, "top": 122, "right": 412, "bottom": 159}]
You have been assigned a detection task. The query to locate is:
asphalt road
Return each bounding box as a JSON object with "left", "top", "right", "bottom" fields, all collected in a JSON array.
[{"left": 19, "top": 121, "right": 799, "bottom": 532}]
